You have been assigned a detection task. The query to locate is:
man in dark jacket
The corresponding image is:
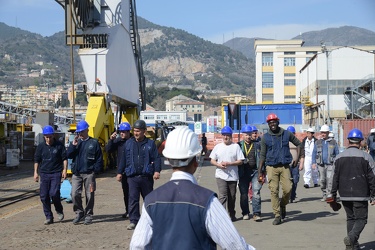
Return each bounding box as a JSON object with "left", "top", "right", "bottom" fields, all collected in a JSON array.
[
  {"left": 258, "top": 113, "right": 301, "bottom": 225},
  {"left": 67, "top": 120, "right": 103, "bottom": 225},
  {"left": 331, "top": 128, "right": 375, "bottom": 250},
  {"left": 105, "top": 122, "right": 131, "bottom": 218},
  {"left": 34, "top": 125, "right": 67, "bottom": 225},
  {"left": 123, "top": 120, "right": 161, "bottom": 230}
]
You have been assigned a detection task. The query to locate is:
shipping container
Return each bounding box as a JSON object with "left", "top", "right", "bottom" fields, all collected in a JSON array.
[{"left": 338, "top": 119, "right": 375, "bottom": 148}]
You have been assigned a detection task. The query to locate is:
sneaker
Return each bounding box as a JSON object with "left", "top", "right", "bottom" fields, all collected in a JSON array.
[
  {"left": 253, "top": 214, "right": 261, "bottom": 222},
  {"left": 303, "top": 184, "right": 309, "bottom": 188},
  {"left": 57, "top": 213, "right": 64, "bottom": 222},
  {"left": 321, "top": 195, "right": 327, "bottom": 202},
  {"left": 344, "top": 236, "right": 353, "bottom": 250},
  {"left": 272, "top": 216, "right": 282, "bottom": 225},
  {"left": 127, "top": 223, "right": 136, "bottom": 230},
  {"left": 73, "top": 215, "right": 84, "bottom": 225},
  {"left": 314, "top": 184, "right": 320, "bottom": 187},
  {"left": 84, "top": 216, "right": 92, "bottom": 225},
  {"left": 44, "top": 218, "right": 53, "bottom": 225},
  {"left": 243, "top": 214, "right": 250, "bottom": 220}
]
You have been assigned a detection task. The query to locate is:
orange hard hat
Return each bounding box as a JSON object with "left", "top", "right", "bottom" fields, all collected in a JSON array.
[{"left": 266, "top": 113, "right": 279, "bottom": 123}]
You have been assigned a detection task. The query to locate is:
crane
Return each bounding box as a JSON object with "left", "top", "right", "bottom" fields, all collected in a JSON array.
[{"left": 55, "top": 0, "right": 146, "bottom": 171}]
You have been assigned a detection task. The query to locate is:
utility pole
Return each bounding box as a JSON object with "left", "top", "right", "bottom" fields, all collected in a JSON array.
[{"left": 321, "top": 42, "right": 330, "bottom": 125}]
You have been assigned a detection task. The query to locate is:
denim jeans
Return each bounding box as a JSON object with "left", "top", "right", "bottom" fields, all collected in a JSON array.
[
  {"left": 289, "top": 165, "right": 300, "bottom": 201},
  {"left": 342, "top": 201, "right": 368, "bottom": 245},
  {"left": 238, "top": 168, "right": 262, "bottom": 216}
]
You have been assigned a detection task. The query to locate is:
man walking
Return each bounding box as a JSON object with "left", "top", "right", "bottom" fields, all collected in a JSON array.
[
  {"left": 331, "top": 128, "right": 375, "bottom": 250},
  {"left": 312, "top": 124, "right": 339, "bottom": 201},
  {"left": 286, "top": 126, "right": 303, "bottom": 203},
  {"left": 34, "top": 125, "right": 67, "bottom": 225},
  {"left": 130, "top": 127, "right": 255, "bottom": 250},
  {"left": 238, "top": 125, "right": 263, "bottom": 221},
  {"left": 124, "top": 120, "right": 161, "bottom": 230},
  {"left": 105, "top": 122, "right": 131, "bottom": 218},
  {"left": 210, "top": 126, "right": 244, "bottom": 221},
  {"left": 258, "top": 113, "right": 301, "bottom": 225},
  {"left": 301, "top": 127, "right": 319, "bottom": 188},
  {"left": 67, "top": 120, "right": 103, "bottom": 225}
]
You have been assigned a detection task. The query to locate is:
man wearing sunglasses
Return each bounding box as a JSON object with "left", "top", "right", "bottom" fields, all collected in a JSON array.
[{"left": 34, "top": 125, "right": 67, "bottom": 225}]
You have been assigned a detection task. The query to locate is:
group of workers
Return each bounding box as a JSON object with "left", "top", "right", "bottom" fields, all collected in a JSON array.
[{"left": 33, "top": 113, "right": 375, "bottom": 250}]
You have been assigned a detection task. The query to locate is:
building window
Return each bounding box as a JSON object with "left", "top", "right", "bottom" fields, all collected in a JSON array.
[
  {"left": 262, "top": 72, "right": 273, "bottom": 88},
  {"left": 284, "top": 95, "right": 296, "bottom": 99},
  {"left": 262, "top": 94, "right": 273, "bottom": 101},
  {"left": 144, "top": 115, "right": 154, "bottom": 120},
  {"left": 284, "top": 57, "right": 295, "bottom": 66},
  {"left": 156, "top": 115, "right": 168, "bottom": 120},
  {"left": 284, "top": 73, "right": 295, "bottom": 77},
  {"left": 262, "top": 52, "right": 273, "bottom": 66},
  {"left": 170, "top": 115, "right": 180, "bottom": 120},
  {"left": 284, "top": 79, "right": 296, "bottom": 86}
]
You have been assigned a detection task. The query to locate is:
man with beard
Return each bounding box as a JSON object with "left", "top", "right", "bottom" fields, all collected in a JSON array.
[
  {"left": 210, "top": 126, "right": 244, "bottom": 221},
  {"left": 258, "top": 113, "right": 301, "bottom": 225}
]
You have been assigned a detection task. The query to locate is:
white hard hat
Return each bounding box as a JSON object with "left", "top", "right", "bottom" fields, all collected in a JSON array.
[
  {"left": 329, "top": 132, "right": 334, "bottom": 138},
  {"left": 306, "top": 127, "right": 315, "bottom": 133},
  {"left": 320, "top": 124, "right": 330, "bottom": 132},
  {"left": 370, "top": 128, "right": 375, "bottom": 133},
  {"left": 163, "top": 127, "right": 201, "bottom": 167}
]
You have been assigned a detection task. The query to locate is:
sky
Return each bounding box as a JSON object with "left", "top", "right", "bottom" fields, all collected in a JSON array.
[{"left": 1, "top": 0, "right": 375, "bottom": 44}]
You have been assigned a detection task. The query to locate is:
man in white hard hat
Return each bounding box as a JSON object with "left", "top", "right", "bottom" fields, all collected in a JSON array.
[
  {"left": 130, "top": 127, "right": 255, "bottom": 250},
  {"left": 366, "top": 128, "right": 375, "bottom": 160},
  {"left": 301, "top": 128, "right": 319, "bottom": 188},
  {"left": 312, "top": 124, "right": 339, "bottom": 201}
]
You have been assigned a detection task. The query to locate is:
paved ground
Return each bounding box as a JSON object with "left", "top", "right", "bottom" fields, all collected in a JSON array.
[{"left": 1, "top": 159, "right": 375, "bottom": 249}]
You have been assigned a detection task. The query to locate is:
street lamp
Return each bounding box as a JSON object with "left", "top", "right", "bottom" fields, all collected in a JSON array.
[{"left": 321, "top": 42, "right": 330, "bottom": 125}]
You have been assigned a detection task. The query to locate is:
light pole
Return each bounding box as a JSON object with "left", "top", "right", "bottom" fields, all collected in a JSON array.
[{"left": 321, "top": 42, "right": 330, "bottom": 125}]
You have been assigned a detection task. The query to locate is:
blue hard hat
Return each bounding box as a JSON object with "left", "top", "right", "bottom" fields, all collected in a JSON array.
[
  {"left": 287, "top": 126, "right": 296, "bottom": 133},
  {"left": 221, "top": 126, "right": 233, "bottom": 135},
  {"left": 347, "top": 128, "right": 363, "bottom": 140},
  {"left": 241, "top": 124, "right": 253, "bottom": 133},
  {"left": 250, "top": 125, "right": 258, "bottom": 132},
  {"left": 43, "top": 125, "right": 54, "bottom": 135},
  {"left": 119, "top": 122, "right": 131, "bottom": 131},
  {"left": 76, "top": 120, "right": 89, "bottom": 133}
]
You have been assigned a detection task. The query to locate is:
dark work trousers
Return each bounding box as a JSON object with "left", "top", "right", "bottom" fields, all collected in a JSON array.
[
  {"left": 289, "top": 165, "right": 300, "bottom": 201},
  {"left": 216, "top": 178, "right": 237, "bottom": 219},
  {"left": 127, "top": 175, "right": 154, "bottom": 224},
  {"left": 342, "top": 200, "right": 368, "bottom": 245},
  {"left": 121, "top": 174, "right": 129, "bottom": 214},
  {"left": 39, "top": 172, "right": 63, "bottom": 220}
]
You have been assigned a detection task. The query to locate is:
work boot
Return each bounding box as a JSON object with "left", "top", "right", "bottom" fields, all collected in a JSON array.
[
  {"left": 44, "top": 218, "right": 53, "bottom": 225},
  {"left": 280, "top": 206, "right": 286, "bottom": 219},
  {"left": 272, "top": 216, "right": 282, "bottom": 225},
  {"left": 84, "top": 216, "right": 93, "bottom": 225},
  {"left": 73, "top": 214, "right": 84, "bottom": 225},
  {"left": 57, "top": 213, "right": 64, "bottom": 222},
  {"left": 303, "top": 184, "right": 309, "bottom": 188},
  {"left": 344, "top": 236, "right": 353, "bottom": 250}
]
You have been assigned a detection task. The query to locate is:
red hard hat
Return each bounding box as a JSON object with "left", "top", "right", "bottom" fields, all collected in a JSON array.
[{"left": 266, "top": 113, "right": 279, "bottom": 123}]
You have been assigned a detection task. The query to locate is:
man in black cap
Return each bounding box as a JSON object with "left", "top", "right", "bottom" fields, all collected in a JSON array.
[{"left": 122, "top": 120, "right": 161, "bottom": 230}]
